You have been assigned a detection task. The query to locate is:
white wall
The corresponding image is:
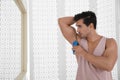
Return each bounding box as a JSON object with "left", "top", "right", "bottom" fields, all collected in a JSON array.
[{"left": 29, "top": 0, "right": 120, "bottom": 80}]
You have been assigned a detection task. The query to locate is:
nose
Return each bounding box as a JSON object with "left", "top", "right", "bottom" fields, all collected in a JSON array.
[
  {"left": 77, "top": 28, "right": 79, "bottom": 33},
  {"left": 77, "top": 28, "right": 81, "bottom": 35}
]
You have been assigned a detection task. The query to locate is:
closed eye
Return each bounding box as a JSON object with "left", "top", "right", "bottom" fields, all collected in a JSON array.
[{"left": 76, "top": 25, "right": 82, "bottom": 28}]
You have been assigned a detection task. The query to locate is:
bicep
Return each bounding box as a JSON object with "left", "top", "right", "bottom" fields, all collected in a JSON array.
[
  {"left": 59, "top": 23, "right": 77, "bottom": 44},
  {"left": 103, "top": 39, "right": 118, "bottom": 67}
]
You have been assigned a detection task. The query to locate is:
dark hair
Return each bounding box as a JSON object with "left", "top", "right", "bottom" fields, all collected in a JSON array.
[{"left": 74, "top": 11, "right": 97, "bottom": 29}]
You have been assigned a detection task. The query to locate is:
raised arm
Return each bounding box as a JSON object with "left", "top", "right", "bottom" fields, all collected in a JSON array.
[{"left": 58, "top": 17, "right": 79, "bottom": 44}]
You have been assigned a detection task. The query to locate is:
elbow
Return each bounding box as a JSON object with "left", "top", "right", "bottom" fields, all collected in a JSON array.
[
  {"left": 58, "top": 18, "right": 60, "bottom": 22},
  {"left": 106, "top": 61, "right": 116, "bottom": 72},
  {"left": 58, "top": 18, "right": 65, "bottom": 27},
  {"left": 106, "top": 65, "right": 113, "bottom": 72},
  {"left": 106, "top": 68, "right": 112, "bottom": 72},
  {"left": 58, "top": 18, "right": 63, "bottom": 23},
  {"left": 58, "top": 18, "right": 62, "bottom": 26}
]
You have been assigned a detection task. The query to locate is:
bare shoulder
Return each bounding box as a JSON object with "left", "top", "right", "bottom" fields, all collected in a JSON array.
[
  {"left": 103, "top": 38, "right": 118, "bottom": 56},
  {"left": 106, "top": 38, "right": 117, "bottom": 47}
]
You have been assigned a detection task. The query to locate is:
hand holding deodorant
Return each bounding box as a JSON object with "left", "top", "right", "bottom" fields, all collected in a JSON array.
[{"left": 72, "top": 40, "right": 79, "bottom": 54}]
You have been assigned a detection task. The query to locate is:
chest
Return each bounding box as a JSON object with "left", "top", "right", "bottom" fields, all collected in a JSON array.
[{"left": 87, "top": 40, "right": 101, "bottom": 54}]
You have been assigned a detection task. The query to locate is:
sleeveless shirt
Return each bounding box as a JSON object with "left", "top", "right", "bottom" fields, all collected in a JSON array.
[{"left": 76, "top": 36, "right": 112, "bottom": 80}]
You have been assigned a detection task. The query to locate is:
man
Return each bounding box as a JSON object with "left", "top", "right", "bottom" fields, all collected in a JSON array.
[{"left": 58, "top": 11, "right": 118, "bottom": 80}]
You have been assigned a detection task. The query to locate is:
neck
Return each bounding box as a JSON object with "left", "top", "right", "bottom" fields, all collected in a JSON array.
[{"left": 86, "top": 30, "right": 101, "bottom": 42}]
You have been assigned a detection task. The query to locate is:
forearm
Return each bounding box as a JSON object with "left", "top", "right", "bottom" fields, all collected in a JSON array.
[
  {"left": 82, "top": 51, "right": 113, "bottom": 71},
  {"left": 58, "top": 16, "right": 75, "bottom": 26}
]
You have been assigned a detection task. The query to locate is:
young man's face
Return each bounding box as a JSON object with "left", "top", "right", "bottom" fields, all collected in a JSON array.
[{"left": 76, "top": 19, "right": 91, "bottom": 38}]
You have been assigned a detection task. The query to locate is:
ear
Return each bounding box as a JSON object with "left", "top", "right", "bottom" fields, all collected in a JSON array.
[{"left": 89, "top": 23, "right": 94, "bottom": 29}]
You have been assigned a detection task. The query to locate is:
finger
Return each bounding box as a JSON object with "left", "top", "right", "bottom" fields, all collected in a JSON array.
[
  {"left": 72, "top": 48, "right": 75, "bottom": 50},
  {"left": 73, "top": 46, "right": 77, "bottom": 49}
]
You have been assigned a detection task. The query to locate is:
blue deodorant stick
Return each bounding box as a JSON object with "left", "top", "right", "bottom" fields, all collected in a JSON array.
[{"left": 72, "top": 40, "right": 79, "bottom": 54}]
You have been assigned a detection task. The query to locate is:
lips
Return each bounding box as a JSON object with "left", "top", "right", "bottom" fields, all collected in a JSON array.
[
  {"left": 78, "top": 32, "right": 81, "bottom": 35},
  {"left": 77, "top": 32, "right": 80, "bottom": 34}
]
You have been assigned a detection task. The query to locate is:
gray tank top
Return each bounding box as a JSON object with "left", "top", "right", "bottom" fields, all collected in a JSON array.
[{"left": 76, "top": 36, "right": 112, "bottom": 80}]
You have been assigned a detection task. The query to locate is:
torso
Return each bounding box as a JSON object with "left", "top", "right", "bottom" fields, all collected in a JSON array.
[
  {"left": 76, "top": 35, "right": 113, "bottom": 80},
  {"left": 76, "top": 35, "right": 104, "bottom": 55},
  {"left": 87, "top": 36, "right": 103, "bottom": 54}
]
